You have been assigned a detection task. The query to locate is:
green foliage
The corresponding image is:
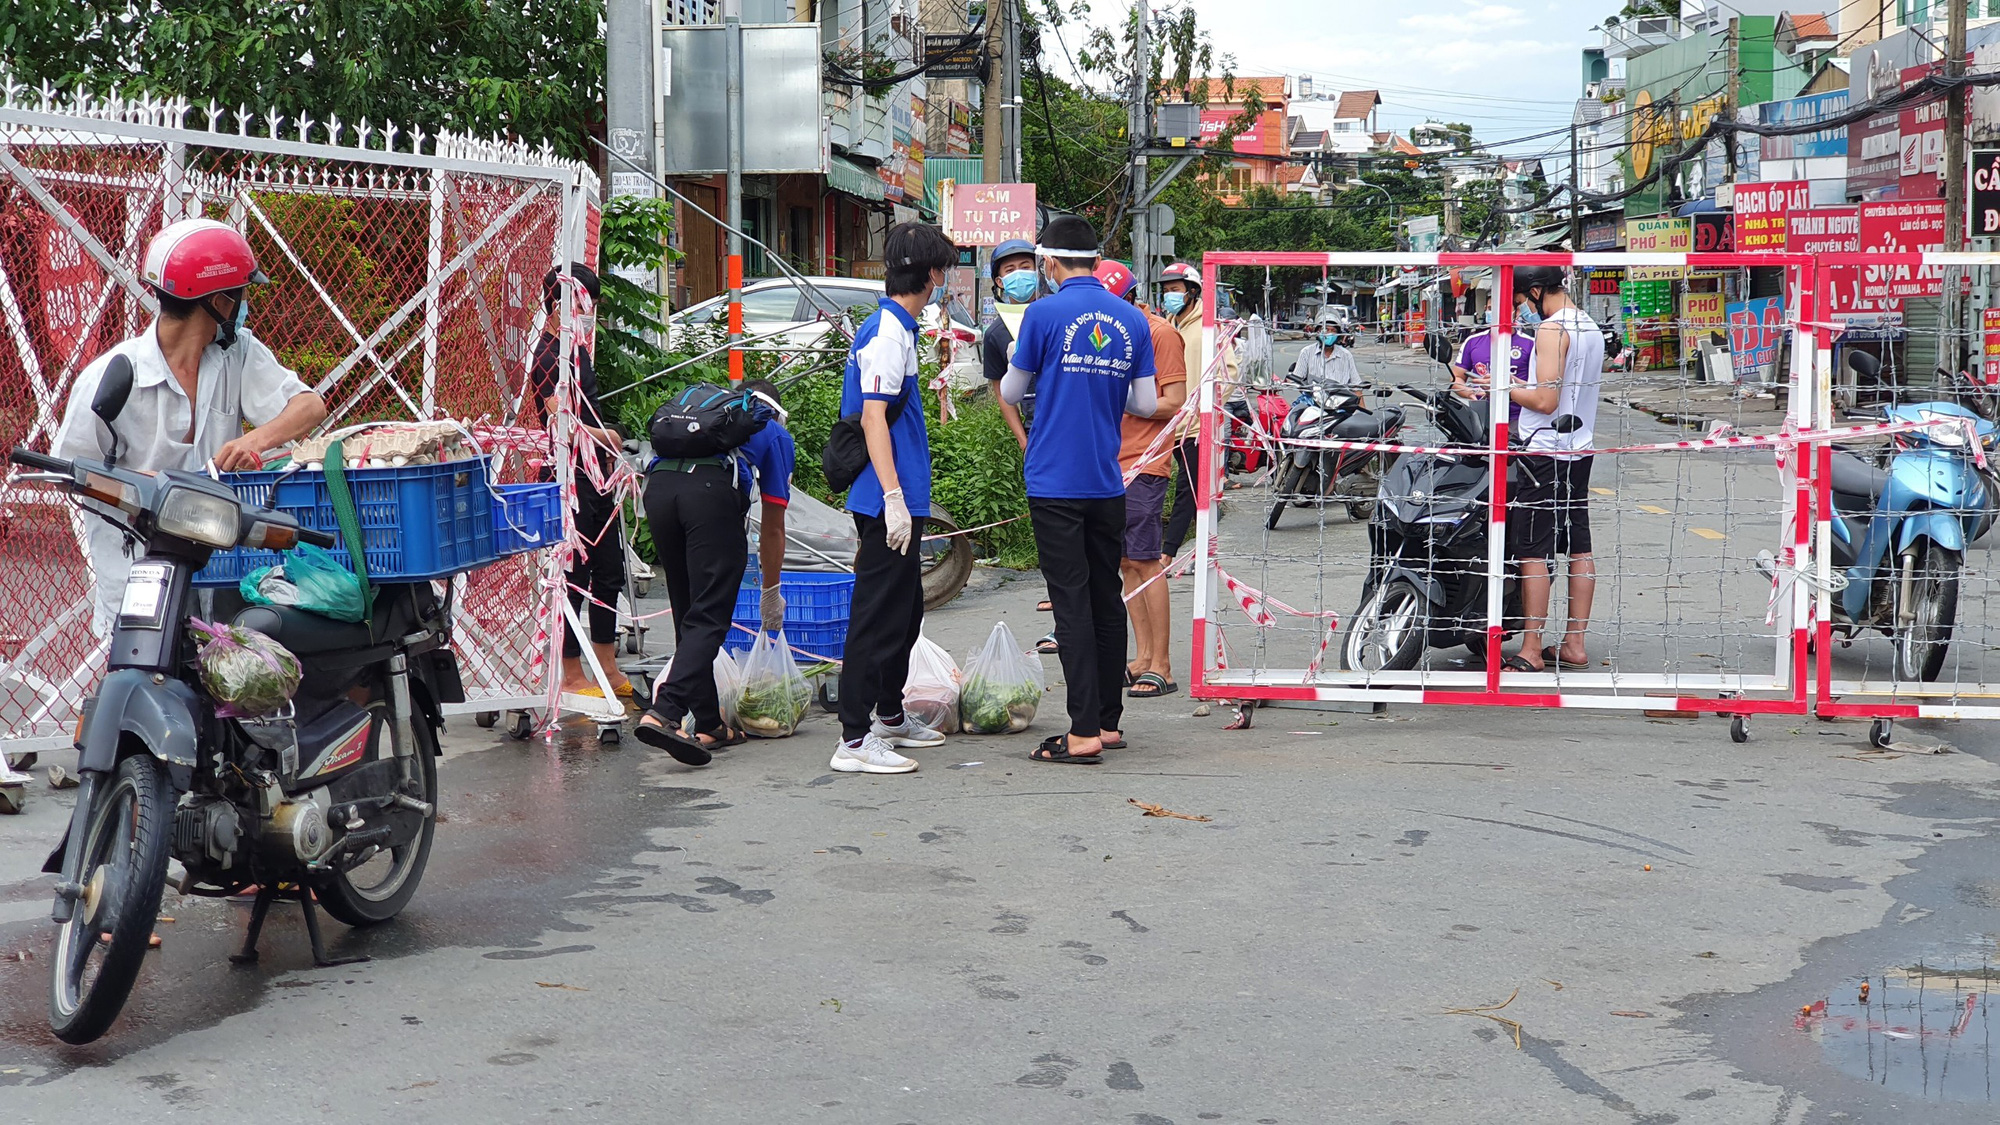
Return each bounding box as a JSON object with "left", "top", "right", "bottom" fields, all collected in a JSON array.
[
  {"left": 5, "top": 0, "right": 603, "bottom": 161},
  {"left": 594, "top": 196, "right": 678, "bottom": 396}
]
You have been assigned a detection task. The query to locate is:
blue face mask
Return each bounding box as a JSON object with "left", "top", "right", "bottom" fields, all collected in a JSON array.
[
  {"left": 1320, "top": 332, "right": 1341, "bottom": 348},
  {"left": 1161, "top": 291, "right": 1187, "bottom": 316},
  {"left": 999, "top": 269, "right": 1039, "bottom": 303},
  {"left": 1516, "top": 301, "right": 1541, "bottom": 328}
]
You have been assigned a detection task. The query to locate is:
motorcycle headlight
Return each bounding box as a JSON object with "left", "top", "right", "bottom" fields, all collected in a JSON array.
[
  {"left": 1921, "top": 411, "right": 1968, "bottom": 447},
  {"left": 156, "top": 486, "right": 242, "bottom": 548}
]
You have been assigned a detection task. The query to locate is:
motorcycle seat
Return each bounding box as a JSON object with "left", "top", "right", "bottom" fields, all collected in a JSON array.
[
  {"left": 1330, "top": 407, "right": 1402, "bottom": 441},
  {"left": 233, "top": 590, "right": 424, "bottom": 663},
  {"left": 1829, "top": 451, "right": 1889, "bottom": 500}
]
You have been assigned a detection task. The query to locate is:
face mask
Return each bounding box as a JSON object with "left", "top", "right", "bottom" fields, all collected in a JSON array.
[
  {"left": 1516, "top": 301, "right": 1542, "bottom": 328},
  {"left": 208, "top": 295, "right": 246, "bottom": 349},
  {"left": 1320, "top": 332, "right": 1341, "bottom": 348},
  {"left": 1161, "top": 291, "right": 1187, "bottom": 316},
  {"left": 999, "top": 269, "right": 1039, "bottom": 303}
]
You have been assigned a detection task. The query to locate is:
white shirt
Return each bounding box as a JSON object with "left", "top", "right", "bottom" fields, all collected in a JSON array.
[
  {"left": 55, "top": 324, "right": 312, "bottom": 635},
  {"left": 1295, "top": 343, "right": 1360, "bottom": 388},
  {"left": 1519, "top": 307, "right": 1604, "bottom": 460}
]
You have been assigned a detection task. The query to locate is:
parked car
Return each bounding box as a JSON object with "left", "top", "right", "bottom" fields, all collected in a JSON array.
[{"left": 669, "top": 277, "right": 980, "bottom": 381}]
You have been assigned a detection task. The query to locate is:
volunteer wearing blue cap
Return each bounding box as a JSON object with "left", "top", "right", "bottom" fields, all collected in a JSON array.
[
  {"left": 1000, "top": 215, "right": 1158, "bottom": 765},
  {"left": 983, "top": 237, "right": 1041, "bottom": 450}
]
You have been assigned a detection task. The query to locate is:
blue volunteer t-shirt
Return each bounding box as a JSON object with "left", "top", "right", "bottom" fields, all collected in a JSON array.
[
  {"left": 1012, "top": 275, "right": 1156, "bottom": 499},
  {"left": 840, "top": 299, "right": 932, "bottom": 518},
  {"left": 736, "top": 423, "right": 795, "bottom": 504}
]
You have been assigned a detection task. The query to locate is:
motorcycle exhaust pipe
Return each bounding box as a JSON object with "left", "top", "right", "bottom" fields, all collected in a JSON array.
[{"left": 1896, "top": 550, "right": 1917, "bottom": 625}]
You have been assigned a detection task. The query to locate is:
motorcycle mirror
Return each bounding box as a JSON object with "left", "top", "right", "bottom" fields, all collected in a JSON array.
[
  {"left": 1552, "top": 414, "right": 1584, "bottom": 435},
  {"left": 1846, "top": 350, "right": 1882, "bottom": 378},
  {"left": 93, "top": 355, "right": 134, "bottom": 426}
]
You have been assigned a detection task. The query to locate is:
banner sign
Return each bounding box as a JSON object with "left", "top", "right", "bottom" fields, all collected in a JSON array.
[
  {"left": 1680, "top": 291, "right": 1726, "bottom": 352},
  {"left": 1760, "top": 91, "right": 1850, "bottom": 160},
  {"left": 942, "top": 182, "right": 1038, "bottom": 246},
  {"left": 1625, "top": 217, "right": 1690, "bottom": 252},
  {"left": 1732, "top": 180, "right": 1809, "bottom": 251},
  {"left": 1692, "top": 211, "right": 1734, "bottom": 252},
  {"left": 1971, "top": 149, "right": 2000, "bottom": 237},
  {"left": 1858, "top": 199, "right": 1947, "bottom": 301},
  {"left": 1726, "top": 296, "right": 1784, "bottom": 379},
  {"left": 1899, "top": 64, "right": 1947, "bottom": 199},
  {"left": 1985, "top": 308, "right": 2000, "bottom": 383}
]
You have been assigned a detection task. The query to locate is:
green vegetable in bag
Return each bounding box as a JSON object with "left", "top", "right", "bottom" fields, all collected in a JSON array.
[
  {"left": 240, "top": 543, "right": 368, "bottom": 622},
  {"left": 958, "top": 621, "right": 1045, "bottom": 734},
  {"left": 189, "top": 619, "right": 303, "bottom": 718},
  {"left": 736, "top": 630, "right": 809, "bottom": 738}
]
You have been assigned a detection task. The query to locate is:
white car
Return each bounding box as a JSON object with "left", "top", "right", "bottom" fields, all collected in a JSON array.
[{"left": 670, "top": 276, "right": 982, "bottom": 379}]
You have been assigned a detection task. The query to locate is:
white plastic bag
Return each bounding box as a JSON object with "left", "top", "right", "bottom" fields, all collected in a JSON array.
[
  {"left": 958, "top": 621, "right": 1045, "bottom": 734},
  {"left": 737, "top": 630, "right": 809, "bottom": 738},
  {"left": 712, "top": 648, "right": 744, "bottom": 730},
  {"left": 902, "top": 633, "right": 962, "bottom": 734}
]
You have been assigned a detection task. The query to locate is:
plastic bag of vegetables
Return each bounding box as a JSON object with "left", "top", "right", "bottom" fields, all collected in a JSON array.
[
  {"left": 189, "top": 619, "right": 303, "bottom": 719},
  {"left": 901, "top": 633, "right": 961, "bottom": 734},
  {"left": 958, "top": 621, "right": 1045, "bottom": 734},
  {"left": 712, "top": 647, "right": 745, "bottom": 730},
  {"left": 737, "top": 630, "right": 809, "bottom": 738}
]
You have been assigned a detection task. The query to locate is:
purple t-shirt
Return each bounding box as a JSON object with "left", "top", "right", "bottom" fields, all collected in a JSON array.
[{"left": 1455, "top": 331, "right": 1535, "bottom": 422}]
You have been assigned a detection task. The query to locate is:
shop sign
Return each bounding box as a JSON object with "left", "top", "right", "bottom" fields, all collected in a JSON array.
[
  {"left": 1625, "top": 217, "right": 1690, "bottom": 252},
  {"left": 1726, "top": 296, "right": 1784, "bottom": 379},
  {"left": 1732, "top": 181, "right": 1809, "bottom": 252},
  {"left": 1680, "top": 291, "right": 1726, "bottom": 352}
]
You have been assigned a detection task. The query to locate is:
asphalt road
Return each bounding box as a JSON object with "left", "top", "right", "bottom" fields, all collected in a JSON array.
[{"left": 2, "top": 345, "right": 1999, "bottom": 1123}]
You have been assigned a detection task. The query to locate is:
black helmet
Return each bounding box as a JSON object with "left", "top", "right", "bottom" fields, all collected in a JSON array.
[{"left": 1512, "top": 264, "right": 1567, "bottom": 302}]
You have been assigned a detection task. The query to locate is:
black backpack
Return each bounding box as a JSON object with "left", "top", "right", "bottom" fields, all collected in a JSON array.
[
  {"left": 821, "top": 387, "right": 909, "bottom": 493},
  {"left": 648, "top": 383, "right": 771, "bottom": 459}
]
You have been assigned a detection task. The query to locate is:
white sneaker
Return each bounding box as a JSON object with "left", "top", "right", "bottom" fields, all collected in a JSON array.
[
  {"left": 872, "top": 713, "right": 947, "bottom": 748},
  {"left": 830, "top": 734, "right": 919, "bottom": 774}
]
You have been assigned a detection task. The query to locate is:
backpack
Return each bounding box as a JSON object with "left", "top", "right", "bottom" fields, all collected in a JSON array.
[
  {"left": 648, "top": 383, "right": 771, "bottom": 459},
  {"left": 821, "top": 388, "right": 909, "bottom": 493}
]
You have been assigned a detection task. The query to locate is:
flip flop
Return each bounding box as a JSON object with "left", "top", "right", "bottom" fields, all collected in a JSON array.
[
  {"left": 1128, "top": 672, "right": 1178, "bottom": 698},
  {"left": 1541, "top": 647, "right": 1590, "bottom": 670},
  {"left": 1501, "top": 653, "right": 1545, "bottom": 673},
  {"left": 634, "top": 716, "right": 714, "bottom": 766},
  {"left": 1036, "top": 600, "right": 1053, "bottom": 612},
  {"left": 1036, "top": 633, "right": 1060, "bottom": 655},
  {"left": 1029, "top": 736, "right": 1102, "bottom": 764},
  {"left": 1100, "top": 736, "right": 1127, "bottom": 750}
]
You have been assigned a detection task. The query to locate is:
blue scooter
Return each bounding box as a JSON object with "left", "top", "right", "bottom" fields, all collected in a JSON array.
[{"left": 1825, "top": 352, "right": 1998, "bottom": 682}]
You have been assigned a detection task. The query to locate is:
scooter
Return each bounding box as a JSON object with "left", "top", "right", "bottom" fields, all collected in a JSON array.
[
  {"left": 1339, "top": 383, "right": 1579, "bottom": 672},
  {"left": 1221, "top": 386, "right": 1290, "bottom": 477},
  {"left": 1266, "top": 372, "right": 1406, "bottom": 528},
  {"left": 1822, "top": 352, "right": 1996, "bottom": 682},
  {"left": 11, "top": 356, "right": 461, "bottom": 1044}
]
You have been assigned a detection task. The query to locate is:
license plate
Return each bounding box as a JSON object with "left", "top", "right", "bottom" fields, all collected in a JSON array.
[{"left": 119, "top": 563, "right": 170, "bottom": 624}]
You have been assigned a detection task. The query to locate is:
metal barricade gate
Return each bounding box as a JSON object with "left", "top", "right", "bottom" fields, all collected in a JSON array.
[
  {"left": 1187, "top": 251, "right": 1828, "bottom": 732},
  {"left": 0, "top": 91, "right": 599, "bottom": 754}
]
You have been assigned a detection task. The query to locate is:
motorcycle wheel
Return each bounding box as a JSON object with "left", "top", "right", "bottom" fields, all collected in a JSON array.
[
  {"left": 1267, "top": 465, "right": 1305, "bottom": 530},
  {"left": 49, "top": 754, "right": 173, "bottom": 1045},
  {"left": 314, "top": 718, "right": 439, "bottom": 927},
  {"left": 920, "top": 504, "right": 975, "bottom": 611},
  {"left": 1895, "top": 545, "right": 1960, "bottom": 683},
  {"left": 1346, "top": 500, "right": 1377, "bottom": 522},
  {"left": 1340, "top": 580, "right": 1427, "bottom": 673}
]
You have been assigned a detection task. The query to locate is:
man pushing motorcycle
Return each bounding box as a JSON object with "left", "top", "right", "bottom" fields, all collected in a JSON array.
[{"left": 56, "top": 218, "right": 329, "bottom": 638}]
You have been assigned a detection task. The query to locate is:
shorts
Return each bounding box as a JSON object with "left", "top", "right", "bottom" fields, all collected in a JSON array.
[
  {"left": 1122, "top": 474, "right": 1169, "bottom": 561},
  {"left": 1507, "top": 455, "right": 1593, "bottom": 561}
]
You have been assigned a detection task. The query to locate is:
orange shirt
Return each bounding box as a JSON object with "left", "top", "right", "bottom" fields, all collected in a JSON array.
[{"left": 1118, "top": 312, "right": 1188, "bottom": 477}]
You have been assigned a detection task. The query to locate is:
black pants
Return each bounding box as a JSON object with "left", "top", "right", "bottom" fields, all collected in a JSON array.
[
  {"left": 1163, "top": 437, "right": 1200, "bottom": 557},
  {"left": 1030, "top": 496, "right": 1126, "bottom": 738},
  {"left": 837, "top": 513, "right": 925, "bottom": 742},
  {"left": 645, "top": 464, "right": 749, "bottom": 732},
  {"left": 565, "top": 474, "right": 625, "bottom": 655}
]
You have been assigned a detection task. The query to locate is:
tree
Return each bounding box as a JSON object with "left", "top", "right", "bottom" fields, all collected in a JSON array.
[{"left": 3, "top": 1, "right": 604, "bottom": 161}]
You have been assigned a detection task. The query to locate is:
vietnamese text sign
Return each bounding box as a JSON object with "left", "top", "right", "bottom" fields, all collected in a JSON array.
[
  {"left": 1199, "top": 109, "right": 1266, "bottom": 153},
  {"left": 1761, "top": 91, "right": 1851, "bottom": 160},
  {"left": 1726, "top": 296, "right": 1784, "bottom": 379},
  {"left": 1692, "top": 211, "right": 1734, "bottom": 252},
  {"left": 1788, "top": 206, "right": 1877, "bottom": 318},
  {"left": 1900, "top": 64, "right": 1947, "bottom": 199},
  {"left": 1858, "top": 199, "right": 1946, "bottom": 301},
  {"left": 1628, "top": 264, "right": 1686, "bottom": 282},
  {"left": 1733, "top": 180, "right": 1809, "bottom": 251},
  {"left": 1680, "top": 291, "right": 1725, "bottom": 352},
  {"left": 1971, "top": 149, "right": 2000, "bottom": 237},
  {"left": 943, "top": 182, "right": 1038, "bottom": 246},
  {"left": 1984, "top": 308, "right": 2000, "bottom": 383},
  {"left": 1625, "top": 217, "right": 1690, "bottom": 253}
]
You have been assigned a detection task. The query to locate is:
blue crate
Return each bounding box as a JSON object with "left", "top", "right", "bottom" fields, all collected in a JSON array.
[
  {"left": 721, "top": 569, "right": 853, "bottom": 663},
  {"left": 194, "top": 460, "right": 496, "bottom": 587},
  {"left": 493, "top": 483, "right": 564, "bottom": 556}
]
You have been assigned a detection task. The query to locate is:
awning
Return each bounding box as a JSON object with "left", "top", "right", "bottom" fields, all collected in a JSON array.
[
  {"left": 1675, "top": 197, "right": 1722, "bottom": 216},
  {"left": 828, "top": 155, "right": 887, "bottom": 203},
  {"left": 924, "top": 156, "right": 984, "bottom": 212}
]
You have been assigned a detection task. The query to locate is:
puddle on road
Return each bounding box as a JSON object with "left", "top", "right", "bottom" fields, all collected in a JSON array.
[{"left": 1797, "top": 951, "right": 1999, "bottom": 1103}]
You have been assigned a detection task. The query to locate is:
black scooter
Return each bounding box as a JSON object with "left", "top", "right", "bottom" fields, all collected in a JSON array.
[
  {"left": 1265, "top": 369, "right": 1406, "bottom": 529},
  {"left": 12, "top": 356, "right": 463, "bottom": 1044}
]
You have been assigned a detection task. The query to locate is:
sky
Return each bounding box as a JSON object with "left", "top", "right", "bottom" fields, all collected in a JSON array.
[{"left": 1105, "top": 0, "right": 1620, "bottom": 168}]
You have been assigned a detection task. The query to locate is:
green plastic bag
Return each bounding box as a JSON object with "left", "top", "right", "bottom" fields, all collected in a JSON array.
[{"left": 240, "top": 543, "right": 369, "bottom": 623}]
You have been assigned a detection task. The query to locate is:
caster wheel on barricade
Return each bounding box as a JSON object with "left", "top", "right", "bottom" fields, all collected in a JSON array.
[
  {"left": 599, "top": 724, "right": 622, "bottom": 746},
  {"left": 625, "top": 627, "right": 643, "bottom": 656},
  {"left": 1729, "top": 716, "right": 1750, "bottom": 744},
  {"left": 816, "top": 678, "right": 840, "bottom": 714},
  {"left": 475, "top": 711, "right": 498, "bottom": 729},
  {"left": 1869, "top": 718, "right": 1894, "bottom": 750},
  {"left": 507, "top": 711, "right": 535, "bottom": 741}
]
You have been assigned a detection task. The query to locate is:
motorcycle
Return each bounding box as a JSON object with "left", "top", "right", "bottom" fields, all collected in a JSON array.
[
  {"left": 1265, "top": 373, "right": 1405, "bottom": 529},
  {"left": 1822, "top": 352, "right": 1997, "bottom": 682},
  {"left": 13, "top": 356, "right": 462, "bottom": 1044},
  {"left": 1339, "top": 382, "right": 1579, "bottom": 672},
  {"left": 1220, "top": 386, "right": 1290, "bottom": 477}
]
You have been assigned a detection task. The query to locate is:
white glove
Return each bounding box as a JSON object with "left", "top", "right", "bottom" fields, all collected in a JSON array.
[
  {"left": 882, "top": 488, "right": 913, "bottom": 555},
  {"left": 760, "top": 585, "right": 786, "bottom": 632}
]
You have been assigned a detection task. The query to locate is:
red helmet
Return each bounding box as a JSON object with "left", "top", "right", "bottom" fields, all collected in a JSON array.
[
  {"left": 1094, "top": 259, "right": 1137, "bottom": 300},
  {"left": 1158, "top": 261, "right": 1201, "bottom": 289},
  {"left": 142, "top": 219, "right": 267, "bottom": 299}
]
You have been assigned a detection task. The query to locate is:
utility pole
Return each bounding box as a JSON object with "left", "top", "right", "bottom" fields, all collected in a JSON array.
[
  {"left": 1129, "top": 0, "right": 1152, "bottom": 302},
  {"left": 1440, "top": 164, "right": 1460, "bottom": 249},
  {"left": 1003, "top": 0, "right": 1021, "bottom": 183},
  {"left": 1724, "top": 18, "right": 1739, "bottom": 182},
  {"left": 1945, "top": 0, "right": 1969, "bottom": 375},
  {"left": 723, "top": 0, "right": 744, "bottom": 383},
  {"left": 606, "top": 0, "right": 659, "bottom": 282},
  {"left": 981, "top": 2, "right": 1006, "bottom": 187},
  {"left": 1568, "top": 121, "right": 1582, "bottom": 250}
]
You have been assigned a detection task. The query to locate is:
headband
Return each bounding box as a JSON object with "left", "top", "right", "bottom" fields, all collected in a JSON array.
[{"left": 1036, "top": 245, "right": 1100, "bottom": 259}]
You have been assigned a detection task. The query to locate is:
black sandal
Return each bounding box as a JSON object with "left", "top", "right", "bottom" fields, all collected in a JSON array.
[
  {"left": 697, "top": 724, "right": 746, "bottom": 749},
  {"left": 1029, "top": 735, "right": 1102, "bottom": 764},
  {"left": 1501, "top": 653, "right": 1544, "bottom": 673},
  {"left": 1128, "top": 672, "right": 1178, "bottom": 698},
  {"left": 1036, "top": 633, "right": 1060, "bottom": 655},
  {"left": 634, "top": 715, "right": 714, "bottom": 766}
]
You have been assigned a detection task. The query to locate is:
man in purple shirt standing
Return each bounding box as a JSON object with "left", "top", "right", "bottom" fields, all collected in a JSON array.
[{"left": 1450, "top": 327, "right": 1535, "bottom": 423}]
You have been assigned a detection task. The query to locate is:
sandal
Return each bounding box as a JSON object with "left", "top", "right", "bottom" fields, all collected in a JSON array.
[
  {"left": 1100, "top": 736, "right": 1127, "bottom": 750},
  {"left": 1128, "top": 672, "right": 1178, "bottom": 698},
  {"left": 1036, "top": 632, "right": 1060, "bottom": 655},
  {"left": 634, "top": 715, "right": 714, "bottom": 766},
  {"left": 1541, "top": 647, "right": 1589, "bottom": 670},
  {"left": 1036, "top": 599, "right": 1053, "bottom": 612},
  {"left": 1501, "top": 653, "right": 1545, "bottom": 673},
  {"left": 1029, "top": 735, "right": 1102, "bottom": 764},
  {"left": 696, "top": 725, "right": 746, "bottom": 749}
]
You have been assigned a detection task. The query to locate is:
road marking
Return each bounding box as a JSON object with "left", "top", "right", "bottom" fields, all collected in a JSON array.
[
  {"left": 1690, "top": 527, "right": 1726, "bottom": 540},
  {"left": 1590, "top": 487, "right": 1616, "bottom": 497},
  {"left": 1636, "top": 504, "right": 1670, "bottom": 515}
]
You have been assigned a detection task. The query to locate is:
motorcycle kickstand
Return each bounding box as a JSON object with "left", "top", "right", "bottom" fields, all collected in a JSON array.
[
  {"left": 298, "top": 891, "right": 368, "bottom": 968},
  {"left": 228, "top": 886, "right": 277, "bottom": 965}
]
